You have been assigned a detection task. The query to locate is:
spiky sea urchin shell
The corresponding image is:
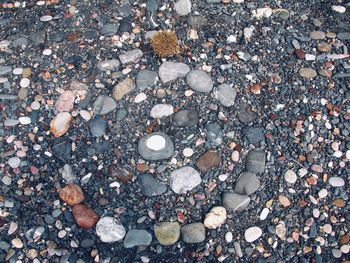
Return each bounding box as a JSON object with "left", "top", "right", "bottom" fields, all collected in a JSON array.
[{"left": 150, "top": 30, "right": 180, "bottom": 58}]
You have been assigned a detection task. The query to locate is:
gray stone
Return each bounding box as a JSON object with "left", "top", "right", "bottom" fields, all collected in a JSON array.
[
  {"left": 246, "top": 150, "right": 265, "bottom": 173},
  {"left": 29, "top": 31, "right": 46, "bottom": 45},
  {"left": 186, "top": 70, "right": 213, "bottom": 93},
  {"left": 97, "top": 59, "right": 120, "bottom": 72},
  {"left": 174, "top": 0, "right": 191, "bottom": 16},
  {"left": 181, "top": 223, "right": 205, "bottom": 243},
  {"left": 173, "top": 110, "right": 199, "bottom": 127},
  {"left": 237, "top": 103, "right": 257, "bottom": 123},
  {"left": 92, "top": 95, "right": 117, "bottom": 115},
  {"left": 89, "top": 117, "right": 106, "bottom": 137},
  {"left": 101, "top": 23, "right": 119, "bottom": 37},
  {"left": 146, "top": 0, "right": 158, "bottom": 11},
  {"left": 50, "top": 32, "right": 66, "bottom": 42},
  {"left": 96, "top": 217, "right": 126, "bottom": 243},
  {"left": 188, "top": 15, "right": 208, "bottom": 28},
  {"left": 337, "top": 32, "right": 350, "bottom": 40},
  {"left": 170, "top": 166, "right": 201, "bottom": 194},
  {"left": 222, "top": 192, "right": 250, "bottom": 212},
  {"left": 136, "top": 70, "right": 158, "bottom": 90},
  {"left": 138, "top": 132, "right": 175, "bottom": 161},
  {"left": 206, "top": 0, "right": 221, "bottom": 3},
  {"left": 204, "top": 122, "right": 224, "bottom": 146},
  {"left": 0, "top": 66, "right": 12, "bottom": 75},
  {"left": 159, "top": 62, "right": 190, "bottom": 83},
  {"left": 328, "top": 177, "right": 345, "bottom": 187},
  {"left": 244, "top": 126, "right": 265, "bottom": 144},
  {"left": 234, "top": 172, "right": 260, "bottom": 195},
  {"left": 12, "top": 37, "right": 28, "bottom": 48},
  {"left": 4, "top": 119, "right": 19, "bottom": 127},
  {"left": 60, "top": 164, "right": 77, "bottom": 183},
  {"left": 52, "top": 137, "right": 72, "bottom": 162},
  {"left": 138, "top": 173, "right": 167, "bottom": 196},
  {"left": 214, "top": 84, "right": 237, "bottom": 107},
  {"left": 119, "top": 49, "right": 143, "bottom": 64},
  {"left": 123, "top": 229, "right": 152, "bottom": 248}
]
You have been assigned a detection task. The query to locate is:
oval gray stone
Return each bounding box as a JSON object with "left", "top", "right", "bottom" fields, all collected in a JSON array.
[
  {"left": 181, "top": 223, "right": 205, "bottom": 243},
  {"left": 101, "top": 23, "right": 119, "bottom": 37},
  {"left": 138, "top": 132, "right": 175, "bottom": 161},
  {"left": 246, "top": 150, "right": 266, "bottom": 174},
  {"left": 173, "top": 109, "right": 199, "bottom": 127},
  {"left": 159, "top": 62, "right": 190, "bottom": 83},
  {"left": 186, "top": 70, "right": 213, "bottom": 93},
  {"left": 222, "top": 192, "right": 250, "bottom": 212},
  {"left": 214, "top": 84, "right": 237, "bottom": 107},
  {"left": 138, "top": 173, "right": 167, "bottom": 196},
  {"left": 89, "top": 116, "right": 106, "bottom": 137},
  {"left": 119, "top": 49, "right": 143, "bottom": 65},
  {"left": 123, "top": 229, "right": 152, "bottom": 248},
  {"left": 234, "top": 172, "right": 260, "bottom": 195},
  {"left": 136, "top": 70, "right": 158, "bottom": 90},
  {"left": 92, "top": 95, "right": 117, "bottom": 115},
  {"left": 170, "top": 166, "right": 201, "bottom": 194}
]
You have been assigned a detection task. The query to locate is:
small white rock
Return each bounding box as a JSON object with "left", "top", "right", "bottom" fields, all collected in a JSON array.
[
  {"left": 40, "top": 15, "right": 53, "bottom": 22},
  {"left": 318, "top": 189, "right": 328, "bottom": 199},
  {"left": 31, "top": 101, "right": 41, "bottom": 110},
  {"left": 218, "top": 174, "right": 228, "bottom": 181},
  {"left": 19, "top": 116, "right": 31, "bottom": 125},
  {"left": 328, "top": 177, "right": 345, "bottom": 187},
  {"left": 244, "top": 226, "right": 262, "bottom": 242},
  {"left": 332, "top": 5, "right": 346, "bottom": 13},
  {"left": 20, "top": 78, "right": 30, "bottom": 88},
  {"left": 183, "top": 148, "right": 194, "bottom": 157},
  {"left": 259, "top": 208, "right": 269, "bottom": 220},
  {"left": 79, "top": 110, "right": 91, "bottom": 121},
  {"left": 96, "top": 217, "right": 126, "bottom": 243},
  {"left": 284, "top": 170, "right": 297, "bottom": 184},
  {"left": 150, "top": 104, "right": 174, "bottom": 118},
  {"left": 43, "top": 49, "right": 52, "bottom": 56},
  {"left": 13, "top": 68, "right": 23, "bottom": 75},
  {"left": 203, "top": 206, "right": 227, "bottom": 229},
  {"left": 134, "top": 92, "right": 147, "bottom": 103},
  {"left": 227, "top": 35, "right": 237, "bottom": 43},
  {"left": 225, "top": 232, "right": 233, "bottom": 243}
]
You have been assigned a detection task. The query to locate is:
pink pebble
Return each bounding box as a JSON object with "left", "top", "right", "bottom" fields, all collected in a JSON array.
[
  {"left": 16, "top": 151, "right": 26, "bottom": 157},
  {"left": 30, "top": 166, "right": 39, "bottom": 174}
]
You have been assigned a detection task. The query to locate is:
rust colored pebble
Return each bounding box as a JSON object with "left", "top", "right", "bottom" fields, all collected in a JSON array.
[
  {"left": 59, "top": 183, "right": 85, "bottom": 206},
  {"left": 72, "top": 204, "right": 99, "bottom": 229},
  {"left": 295, "top": 49, "right": 305, "bottom": 60}
]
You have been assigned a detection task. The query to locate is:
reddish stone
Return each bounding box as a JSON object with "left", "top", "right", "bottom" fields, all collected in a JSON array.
[
  {"left": 295, "top": 49, "right": 305, "bottom": 60},
  {"left": 72, "top": 204, "right": 99, "bottom": 229},
  {"left": 196, "top": 150, "right": 221, "bottom": 172},
  {"left": 109, "top": 164, "right": 133, "bottom": 184},
  {"left": 59, "top": 183, "right": 85, "bottom": 206}
]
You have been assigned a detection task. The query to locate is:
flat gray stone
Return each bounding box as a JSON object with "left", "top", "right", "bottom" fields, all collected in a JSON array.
[
  {"left": 222, "top": 192, "right": 250, "bottom": 212},
  {"left": 181, "top": 223, "right": 205, "bottom": 243},
  {"left": 246, "top": 150, "right": 265, "bottom": 173},
  {"left": 244, "top": 126, "right": 265, "bottom": 144},
  {"left": 186, "top": 70, "right": 213, "bottom": 93},
  {"left": 138, "top": 173, "right": 167, "bottom": 196},
  {"left": 0, "top": 66, "right": 12, "bottom": 75},
  {"left": 136, "top": 70, "right": 158, "bottom": 90},
  {"left": 214, "top": 84, "right": 237, "bottom": 107},
  {"left": 204, "top": 122, "right": 224, "bottom": 146},
  {"left": 173, "top": 109, "right": 199, "bottom": 127},
  {"left": 97, "top": 59, "right": 120, "bottom": 72},
  {"left": 119, "top": 49, "right": 143, "bottom": 64},
  {"left": 89, "top": 117, "right": 106, "bottom": 137},
  {"left": 29, "top": 31, "right": 46, "bottom": 45},
  {"left": 92, "top": 95, "right": 117, "bottom": 115},
  {"left": 170, "top": 166, "right": 201, "bottom": 194},
  {"left": 337, "top": 32, "right": 350, "bottom": 40},
  {"left": 159, "top": 62, "right": 190, "bottom": 83},
  {"left": 101, "top": 23, "right": 119, "bottom": 37},
  {"left": 234, "top": 172, "right": 260, "bottom": 195},
  {"left": 123, "top": 229, "right": 152, "bottom": 248},
  {"left": 174, "top": 0, "right": 191, "bottom": 16},
  {"left": 237, "top": 103, "right": 257, "bottom": 123},
  {"left": 138, "top": 132, "right": 175, "bottom": 161}
]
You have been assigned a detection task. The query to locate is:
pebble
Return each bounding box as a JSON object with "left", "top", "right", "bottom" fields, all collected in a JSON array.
[
  {"left": 11, "top": 238, "right": 23, "bottom": 248},
  {"left": 213, "top": 84, "right": 237, "bottom": 107},
  {"left": 59, "top": 183, "right": 85, "bottom": 206},
  {"left": 136, "top": 70, "right": 158, "bottom": 90},
  {"left": 138, "top": 173, "right": 167, "bottom": 196},
  {"left": 328, "top": 177, "right": 345, "bottom": 187},
  {"left": 40, "top": 15, "right": 52, "bottom": 22},
  {"left": 174, "top": 0, "right": 192, "bottom": 16},
  {"left": 203, "top": 206, "right": 227, "bottom": 229},
  {"left": 222, "top": 192, "right": 250, "bottom": 212},
  {"left": 159, "top": 62, "right": 190, "bottom": 83},
  {"left": 97, "top": 59, "right": 120, "bottom": 72},
  {"left": 96, "top": 217, "right": 126, "bottom": 243},
  {"left": 173, "top": 110, "right": 199, "bottom": 127},
  {"left": 234, "top": 172, "right": 260, "bottom": 195},
  {"left": 332, "top": 5, "right": 346, "bottom": 13},
  {"left": 196, "top": 150, "right": 220, "bottom": 172},
  {"left": 8, "top": 157, "right": 20, "bottom": 168},
  {"left": 113, "top": 78, "right": 135, "bottom": 101},
  {"left": 278, "top": 195, "right": 291, "bottom": 207},
  {"left": 92, "top": 95, "right": 117, "bottom": 115},
  {"left": 17, "top": 88, "right": 28, "bottom": 99},
  {"left": 8, "top": 222, "right": 18, "bottom": 235},
  {"left": 205, "top": 122, "right": 224, "bottom": 146},
  {"left": 299, "top": 68, "right": 317, "bottom": 79},
  {"left": 119, "top": 49, "right": 143, "bottom": 64},
  {"left": 225, "top": 232, "right": 233, "bottom": 243},
  {"left": 310, "top": 31, "right": 326, "bottom": 40},
  {"left": 19, "top": 116, "right": 31, "bottom": 125},
  {"left": 79, "top": 110, "right": 91, "bottom": 121},
  {"left": 186, "top": 70, "right": 213, "bottom": 93},
  {"left": 60, "top": 164, "right": 77, "bottom": 183},
  {"left": 13, "top": 68, "right": 23, "bottom": 75},
  {"left": 183, "top": 148, "right": 193, "bottom": 157},
  {"left": 19, "top": 78, "right": 30, "bottom": 88},
  {"left": 50, "top": 112, "right": 73, "bottom": 137},
  {"left": 89, "top": 117, "right": 106, "bottom": 137},
  {"left": 181, "top": 223, "right": 205, "bottom": 243},
  {"left": 55, "top": 91, "right": 75, "bottom": 112},
  {"left": 236, "top": 103, "right": 257, "bottom": 123},
  {"left": 134, "top": 92, "right": 147, "bottom": 103},
  {"left": 244, "top": 226, "right": 262, "bottom": 242},
  {"left": 284, "top": 170, "right": 297, "bottom": 184},
  {"left": 246, "top": 150, "right": 265, "bottom": 173},
  {"left": 170, "top": 166, "right": 201, "bottom": 194},
  {"left": 318, "top": 189, "right": 328, "bottom": 199},
  {"left": 72, "top": 204, "right": 99, "bottom": 229},
  {"left": 150, "top": 104, "right": 174, "bottom": 118},
  {"left": 123, "top": 229, "right": 152, "bottom": 248},
  {"left": 154, "top": 222, "right": 180, "bottom": 246},
  {"left": 259, "top": 208, "right": 269, "bottom": 220},
  {"left": 138, "top": 132, "right": 175, "bottom": 160},
  {"left": 101, "top": 23, "right": 119, "bottom": 37}
]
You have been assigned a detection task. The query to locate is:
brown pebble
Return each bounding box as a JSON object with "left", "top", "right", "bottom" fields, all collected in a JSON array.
[
  {"left": 333, "top": 198, "right": 346, "bottom": 208},
  {"left": 319, "top": 69, "right": 332, "bottom": 78},
  {"left": 340, "top": 234, "right": 350, "bottom": 245},
  {"left": 72, "top": 204, "right": 99, "bottom": 229},
  {"left": 196, "top": 150, "right": 221, "bottom": 172},
  {"left": 22, "top": 68, "right": 32, "bottom": 78},
  {"left": 295, "top": 49, "right": 305, "bottom": 60},
  {"left": 59, "top": 183, "right": 85, "bottom": 206},
  {"left": 109, "top": 164, "right": 133, "bottom": 184},
  {"left": 137, "top": 163, "right": 149, "bottom": 172},
  {"left": 278, "top": 195, "right": 291, "bottom": 207},
  {"left": 317, "top": 43, "right": 332, "bottom": 52}
]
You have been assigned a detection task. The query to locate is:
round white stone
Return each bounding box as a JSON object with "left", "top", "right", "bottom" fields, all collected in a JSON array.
[
  {"left": 19, "top": 116, "right": 31, "bottom": 125},
  {"left": 31, "top": 101, "right": 40, "bottom": 110},
  {"left": 43, "top": 49, "right": 52, "bottom": 56},
  {"left": 328, "top": 177, "right": 345, "bottom": 187},
  {"left": 150, "top": 104, "right": 174, "bottom": 119},
  {"left": 284, "top": 170, "right": 297, "bottom": 184},
  {"left": 96, "top": 217, "right": 126, "bottom": 243},
  {"left": 332, "top": 5, "right": 346, "bottom": 13},
  {"left": 318, "top": 189, "right": 328, "bottom": 199},
  {"left": 183, "top": 148, "right": 193, "bottom": 157},
  {"left": 225, "top": 232, "right": 233, "bottom": 243},
  {"left": 146, "top": 135, "right": 166, "bottom": 151},
  {"left": 40, "top": 15, "right": 53, "bottom": 22},
  {"left": 134, "top": 92, "right": 147, "bottom": 103},
  {"left": 79, "top": 110, "right": 91, "bottom": 121},
  {"left": 244, "top": 226, "right": 262, "bottom": 242},
  {"left": 13, "top": 68, "right": 23, "bottom": 75},
  {"left": 259, "top": 208, "right": 269, "bottom": 220},
  {"left": 20, "top": 78, "right": 30, "bottom": 88},
  {"left": 8, "top": 157, "right": 21, "bottom": 168}
]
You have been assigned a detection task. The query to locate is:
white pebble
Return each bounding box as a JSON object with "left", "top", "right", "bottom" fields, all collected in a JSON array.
[
  {"left": 183, "top": 148, "right": 193, "bottom": 157},
  {"left": 346, "top": 150, "right": 350, "bottom": 160},
  {"left": 328, "top": 177, "right": 345, "bottom": 187},
  {"left": 13, "top": 68, "right": 23, "bottom": 75},
  {"left": 31, "top": 101, "right": 40, "bottom": 110},
  {"left": 322, "top": 224, "right": 332, "bottom": 234},
  {"left": 40, "top": 15, "right": 53, "bottom": 22},
  {"left": 312, "top": 208, "right": 320, "bottom": 218},
  {"left": 19, "top": 116, "right": 31, "bottom": 125},
  {"left": 218, "top": 174, "right": 228, "bottom": 181},
  {"left": 20, "top": 78, "right": 30, "bottom": 88},
  {"left": 43, "top": 49, "right": 52, "bottom": 56},
  {"left": 231, "top": 151, "right": 239, "bottom": 162},
  {"left": 227, "top": 35, "right": 237, "bottom": 43},
  {"left": 146, "top": 135, "right": 166, "bottom": 151},
  {"left": 332, "top": 5, "right": 346, "bottom": 13},
  {"left": 284, "top": 170, "right": 297, "bottom": 184},
  {"left": 79, "top": 110, "right": 91, "bottom": 121},
  {"left": 8, "top": 157, "right": 20, "bottom": 168},
  {"left": 318, "top": 189, "right": 328, "bottom": 199},
  {"left": 244, "top": 226, "right": 262, "bottom": 242},
  {"left": 259, "top": 208, "right": 269, "bottom": 220},
  {"left": 341, "top": 244, "right": 350, "bottom": 254},
  {"left": 134, "top": 92, "right": 147, "bottom": 103},
  {"left": 184, "top": 90, "right": 193, "bottom": 97},
  {"left": 225, "top": 232, "right": 233, "bottom": 243}
]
